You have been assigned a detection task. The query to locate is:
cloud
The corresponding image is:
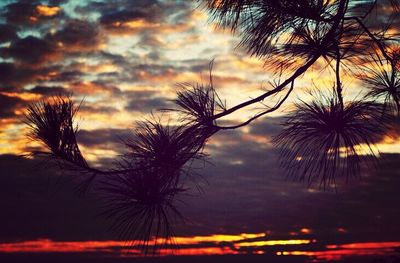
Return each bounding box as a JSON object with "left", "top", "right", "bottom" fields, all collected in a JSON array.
[
  {"left": 47, "top": 19, "right": 102, "bottom": 52},
  {"left": 48, "top": 70, "right": 85, "bottom": 83},
  {"left": 249, "top": 117, "right": 285, "bottom": 138},
  {"left": 76, "top": 0, "right": 195, "bottom": 36},
  {"left": 137, "top": 33, "right": 166, "bottom": 48},
  {"left": 0, "top": 154, "right": 110, "bottom": 241},
  {"left": 100, "top": 9, "right": 158, "bottom": 27},
  {"left": 0, "top": 150, "right": 400, "bottom": 243},
  {"left": 3, "top": 1, "right": 63, "bottom": 26},
  {"left": 124, "top": 90, "right": 173, "bottom": 112},
  {"left": 4, "top": 2, "right": 41, "bottom": 25},
  {"left": 77, "top": 128, "right": 131, "bottom": 147},
  {"left": 0, "top": 93, "right": 26, "bottom": 118},
  {"left": 125, "top": 97, "right": 172, "bottom": 112},
  {"left": 0, "top": 20, "right": 102, "bottom": 66},
  {"left": 0, "top": 24, "right": 18, "bottom": 43},
  {"left": 1, "top": 36, "right": 58, "bottom": 64},
  {"left": 68, "top": 81, "right": 121, "bottom": 96},
  {"left": 0, "top": 63, "right": 34, "bottom": 88},
  {"left": 0, "top": 63, "right": 73, "bottom": 89},
  {"left": 78, "top": 104, "right": 120, "bottom": 115},
  {"left": 179, "top": 134, "right": 400, "bottom": 241},
  {"left": 28, "top": 85, "right": 69, "bottom": 96}
]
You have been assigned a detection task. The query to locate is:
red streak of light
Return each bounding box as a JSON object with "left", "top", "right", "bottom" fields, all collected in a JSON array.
[
  {"left": 120, "top": 247, "right": 240, "bottom": 257},
  {"left": 0, "top": 240, "right": 132, "bottom": 253},
  {"left": 0, "top": 237, "right": 311, "bottom": 255},
  {"left": 1, "top": 238, "right": 399, "bottom": 261},
  {"left": 279, "top": 248, "right": 394, "bottom": 262},
  {"left": 326, "top": 241, "right": 400, "bottom": 250}
]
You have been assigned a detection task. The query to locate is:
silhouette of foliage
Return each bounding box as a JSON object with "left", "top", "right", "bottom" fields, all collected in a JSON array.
[
  {"left": 24, "top": 96, "right": 88, "bottom": 171},
  {"left": 24, "top": 98, "right": 214, "bottom": 249},
  {"left": 99, "top": 120, "right": 215, "bottom": 249},
  {"left": 273, "top": 90, "right": 389, "bottom": 188},
  {"left": 204, "top": 0, "right": 338, "bottom": 58},
  {"left": 362, "top": 55, "right": 400, "bottom": 114},
  {"left": 175, "top": 82, "right": 226, "bottom": 125}
]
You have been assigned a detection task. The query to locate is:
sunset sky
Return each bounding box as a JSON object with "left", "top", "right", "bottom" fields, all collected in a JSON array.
[{"left": 1, "top": 0, "right": 400, "bottom": 262}]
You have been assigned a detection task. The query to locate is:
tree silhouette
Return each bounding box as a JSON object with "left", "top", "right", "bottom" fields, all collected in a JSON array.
[{"left": 24, "top": 0, "right": 400, "bottom": 251}]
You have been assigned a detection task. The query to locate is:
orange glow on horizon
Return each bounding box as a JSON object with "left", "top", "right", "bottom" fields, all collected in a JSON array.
[
  {"left": 0, "top": 233, "right": 313, "bottom": 255},
  {"left": 236, "top": 239, "right": 312, "bottom": 247},
  {"left": 164, "top": 233, "right": 266, "bottom": 245},
  {"left": 0, "top": 237, "right": 399, "bottom": 262}
]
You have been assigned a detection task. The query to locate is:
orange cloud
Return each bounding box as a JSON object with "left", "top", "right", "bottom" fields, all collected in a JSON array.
[
  {"left": 36, "top": 5, "right": 61, "bottom": 17},
  {"left": 68, "top": 81, "right": 120, "bottom": 96}
]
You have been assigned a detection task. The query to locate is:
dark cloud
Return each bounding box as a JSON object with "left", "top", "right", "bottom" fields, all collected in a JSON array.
[
  {"left": 74, "top": 0, "right": 138, "bottom": 13},
  {"left": 28, "top": 85, "right": 68, "bottom": 95},
  {"left": 4, "top": 2, "right": 38, "bottom": 25},
  {"left": 0, "top": 24, "right": 18, "bottom": 43},
  {"left": 47, "top": 19, "right": 101, "bottom": 51},
  {"left": 79, "top": 104, "right": 120, "bottom": 114},
  {"left": 0, "top": 86, "right": 18, "bottom": 92},
  {"left": 50, "top": 70, "right": 85, "bottom": 82},
  {"left": 0, "top": 154, "right": 110, "bottom": 241},
  {"left": 1, "top": 36, "right": 57, "bottom": 64},
  {"left": 100, "top": 9, "right": 158, "bottom": 27},
  {"left": 0, "top": 93, "right": 25, "bottom": 118},
  {"left": 146, "top": 50, "right": 164, "bottom": 61},
  {"left": 129, "top": 63, "right": 185, "bottom": 80},
  {"left": 125, "top": 97, "right": 172, "bottom": 112},
  {"left": 0, "top": 63, "right": 33, "bottom": 87},
  {"left": 187, "top": 59, "right": 213, "bottom": 72},
  {"left": 179, "top": 132, "right": 400, "bottom": 241},
  {"left": 97, "top": 51, "right": 130, "bottom": 65},
  {"left": 349, "top": 0, "right": 400, "bottom": 31},
  {"left": 124, "top": 90, "right": 173, "bottom": 112},
  {"left": 0, "top": 149, "right": 400, "bottom": 245},
  {"left": 205, "top": 128, "right": 280, "bottom": 169},
  {"left": 85, "top": 0, "right": 162, "bottom": 26},
  {"left": 4, "top": 1, "right": 62, "bottom": 26},
  {"left": 0, "top": 0, "right": 200, "bottom": 93},
  {"left": 0, "top": 20, "right": 102, "bottom": 66},
  {"left": 249, "top": 117, "right": 285, "bottom": 138},
  {"left": 77, "top": 128, "right": 131, "bottom": 147},
  {"left": 91, "top": 80, "right": 122, "bottom": 94},
  {"left": 77, "top": 0, "right": 194, "bottom": 35},
  {"left": 0, "top": 63, "right": 68, "bottom": 88}
]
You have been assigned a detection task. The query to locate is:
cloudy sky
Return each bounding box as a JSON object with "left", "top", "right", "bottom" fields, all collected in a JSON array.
[{"left": 1, "top": 0, "right": 400, "bottom": 261}]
